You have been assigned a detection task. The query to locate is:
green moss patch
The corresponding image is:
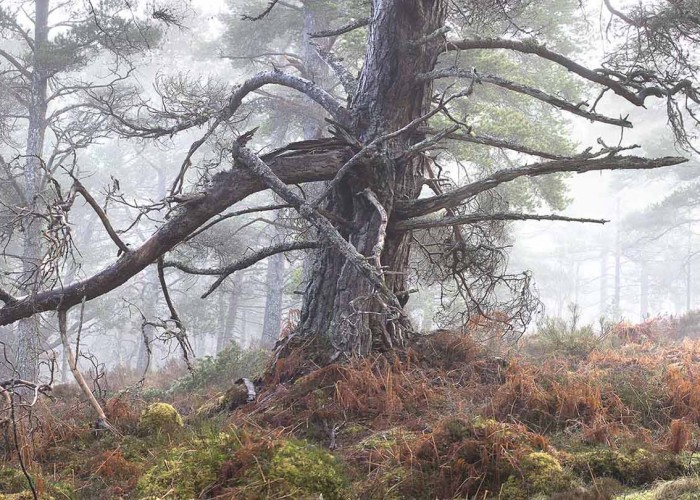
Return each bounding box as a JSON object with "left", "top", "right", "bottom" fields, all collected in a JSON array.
[{"left": 139, "top": 402, "right": 184, "bottom": 436}]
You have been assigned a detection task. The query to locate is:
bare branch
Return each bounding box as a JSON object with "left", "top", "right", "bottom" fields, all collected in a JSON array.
[
  {"left": 157, "top": 259, "right": 193, "bottom": 369},
  {"left": 58, "top": 309, "right": 112, "bottom": 431},
  {"left": 242, "top": 0, "right": 281, "bottom": 21},
  {"left": 362, "top": 189, "right": 387, "bottom": 273},
  {"left": 230, "top": 141, "right": 402, "bottom": 309},
  {"left": 0, "top": 48, "right": 31, "bottom": 79},
  {"left": 167, "top": 241, "right": 320, "bottom": 298},
  {"left": 394, "top": 213, "right": 609, "bottom": 231},
  {"left": 397, "top": 155, "right": 688, "bottom": 218},
  {"left": 185, "top": 203, "right": 291, "bottom": 242},
  {"left": 430, "top": 128, "right": 571, "bottom": 160},
  {"left": 309, "top": 17, "right": 370, "bottom": 38},
  {"left": 69, "top": 179, "right": 129, "bottom": 254}
]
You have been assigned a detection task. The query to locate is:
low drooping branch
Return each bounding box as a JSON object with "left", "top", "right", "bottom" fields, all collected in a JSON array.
[
  {"left": 309, "top": 17, "right": 370, "bottom": 38},
  {"left": 394, "top": 213, "right": 608, "bottom": 232},
  {"left": 420, "top": 68, "right": 632, "bottom": 127},
  {"left": 0, "top": 142, "right": 353, "bottom": 326},
  {"left": 157, "top": 259, "right": 193, "bottom": 369},
  {"left": 165, "top": 241, "right": 320, "bottom": 298},
  {"left": 397, "top": 155, "right": 688, "bottom": 218}
]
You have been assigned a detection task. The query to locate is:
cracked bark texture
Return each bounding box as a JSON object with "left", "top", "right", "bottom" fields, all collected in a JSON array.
[{"left": 299, "top": 0, "right": 447, "bottom": 357}]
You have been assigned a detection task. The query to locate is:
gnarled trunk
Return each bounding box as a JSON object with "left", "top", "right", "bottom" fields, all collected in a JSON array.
[{"left": 299, "top": 0, "right": 447, "bottom": 359}]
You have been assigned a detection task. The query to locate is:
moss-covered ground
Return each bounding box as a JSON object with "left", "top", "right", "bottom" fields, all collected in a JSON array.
[{"left": 4, "top": 319, "right": 700, "bottom": 498}]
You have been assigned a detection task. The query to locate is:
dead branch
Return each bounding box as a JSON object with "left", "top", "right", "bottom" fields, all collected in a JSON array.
[
  {"left": 309, "top": 17, "right": 370, "bottom": 38},
  {"left": 157, "top": 259, "right": 193, "bottom": 369},
  {"left": 57, "top": 309, "right": 113, "bottom": 432},
  {"left": 394, "top": 213, "right": 609, "bottom": 232},
  {"left": 362, "top": 189, "right": 388, "bottom": 272},
  {"left": 398, "top": 155, "right": 688, "bottom": 218},
  {"left": 0, "top": 142, "right": 353, "bottom": 326},
  {"left": 230, "top": 141, "right": 403, "bottom": 310}
]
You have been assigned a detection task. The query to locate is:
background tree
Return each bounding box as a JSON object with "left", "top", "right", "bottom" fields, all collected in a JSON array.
[{"left": 0, "top": 0, "right": 176, "bottom": 378}]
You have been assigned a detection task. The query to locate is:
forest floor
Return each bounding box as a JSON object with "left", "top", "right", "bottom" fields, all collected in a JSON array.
[{"left": 3, "top": 314, "right": 700, "bottom": 499}]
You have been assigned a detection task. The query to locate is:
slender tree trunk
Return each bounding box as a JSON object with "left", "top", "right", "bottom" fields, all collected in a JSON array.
[
  {"left": 261, "top": 252, "right": 285, "bottom": 349},
  {"left": 640, "top": 254, "right": 649, "bottom": 320},
  {"left": 687, "top": 222, "right": 693, "bottom": 312},
  {"left": 613, "top": 200, "right": 622, "bottom": 316},
  {"left": 218, "top": 280, "right": 240, "bottom": 352},
  {"left": 599, "top": 240, "right": 608, "bottom": 317},
  {"left": 15, "top": 0, "right": 49, "bottom": 380},
  {"left": 297, "top": 0, "right": 448, "bottom": 361}
]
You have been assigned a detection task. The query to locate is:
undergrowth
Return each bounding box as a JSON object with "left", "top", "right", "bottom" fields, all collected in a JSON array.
[{"left": 4, "top": 317, "right": 700, "bottom": 498}]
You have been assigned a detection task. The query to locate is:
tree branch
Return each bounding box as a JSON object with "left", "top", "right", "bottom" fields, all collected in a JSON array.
[
  {"left": 167, "top": 241, "right": 320, "bottom": 298},
  {"left": 429, "top": 128, "right": 571, "bottom": 160},
  {"left": 394, "top": 212, "right": 609, "bottom": 231},
  {"left": 397, "top": 155, "right": 688, "bottom": 218},
  {"left": 0, "top": 48, "right": 31, "bottom": 79},
  {"left": 70, "top": 180, "right": 130, "bottom": 255},
  {"left": 230, "top": 141, "right": 402, "bottom": 309},
  {"left": 58, "top": 308, "right": 112, "bottom": 431},
  {"left": 242, "top": 0, "right": 281, "bottom": 21},
  {"left": 115, "top": 71, "right": 351, "bottom": 141},
  {"left": 420, "top": 68, "right": 632, "bottom": 127},
  {"left": 442, "top": 38, "right": 654, "bottom": 106},
  {"left": 309, "top": 17, "right": 370, "bottom": 38},
  {"left": 185, "top": 203, "right": 291, "bottom": 242},
  {"left": 0, "top": 141, "right": 353, "bottom": 326}
]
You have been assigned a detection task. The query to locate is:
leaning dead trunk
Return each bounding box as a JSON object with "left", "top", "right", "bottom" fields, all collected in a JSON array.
[
  {"left": 58, "top": 310, "right": 112, "bottom": 431},
  {"left": 298, "top": 0, "right": 447, "bottom": 360}
]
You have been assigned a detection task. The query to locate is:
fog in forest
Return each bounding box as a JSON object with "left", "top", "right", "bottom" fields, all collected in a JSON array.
[
  {"left": 0, "top": 0, "right": 697, "bottom": 377},
  {"left": 4, "top": 1, "right": 700, "bottom": 498}
]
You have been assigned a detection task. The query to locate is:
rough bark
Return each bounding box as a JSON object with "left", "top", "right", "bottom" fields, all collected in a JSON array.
[{"left": 299, "top": 0, "right": 448, "bottom": 358}]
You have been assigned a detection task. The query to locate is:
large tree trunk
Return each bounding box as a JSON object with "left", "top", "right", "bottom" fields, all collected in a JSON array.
[
  {"left": 298, "top": 0, "right": 447, "bottom": 359},
  {"left": 15, "top": 0, "right": 49, "bottom": 380}
]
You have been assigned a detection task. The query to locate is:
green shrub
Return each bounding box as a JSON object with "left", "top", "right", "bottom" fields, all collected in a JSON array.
[
  {"left": 168, "top": 344, "right": 268, "bottom": 395},
  {"left": 524, "top": 305, "right": 603, "bottom": 359}
]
